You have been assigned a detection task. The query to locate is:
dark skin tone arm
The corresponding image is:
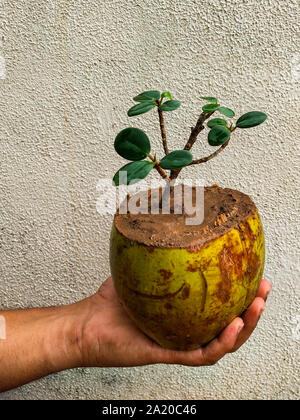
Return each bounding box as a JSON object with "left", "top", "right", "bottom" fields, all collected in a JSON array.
[{"left": 0, "top": 278, "right": 271, "bottom": 392}]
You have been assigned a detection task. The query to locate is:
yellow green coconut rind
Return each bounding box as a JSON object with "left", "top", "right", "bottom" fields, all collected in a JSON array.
[{"left": 110, "top": 210, "right": 265, "bottom": 351}]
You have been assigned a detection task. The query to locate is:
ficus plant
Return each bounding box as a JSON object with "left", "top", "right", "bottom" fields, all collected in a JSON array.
[{"left": 112, "top": 90, "right": 267, "bottom": 186}]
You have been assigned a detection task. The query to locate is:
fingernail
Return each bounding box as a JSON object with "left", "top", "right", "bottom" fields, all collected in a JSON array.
[
  {"left": 237, "top": 323, "right": 244, "bottom": 335},
  {"left": 259, "top": 306, "right": 265, "bottom": 316},
  {"left": 265, "top": 289, "right": 271, "bottom": 302}
]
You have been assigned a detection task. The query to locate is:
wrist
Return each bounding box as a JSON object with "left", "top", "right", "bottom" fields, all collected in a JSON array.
[{"left": 42, "top": 301, "right": 89, "bottom": 373}]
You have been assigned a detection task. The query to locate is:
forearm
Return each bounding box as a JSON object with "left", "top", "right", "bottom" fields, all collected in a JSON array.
[{"left": 0, "top": 303, "right": 83, "bottom": 392}]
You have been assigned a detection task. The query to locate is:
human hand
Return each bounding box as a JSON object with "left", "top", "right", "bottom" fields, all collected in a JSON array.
[
  {"left": 77, "top": 278, "right": 271, "bottom": 367},
  {"left": 0, "top": 277, "right": 270, "bottom": 392}
]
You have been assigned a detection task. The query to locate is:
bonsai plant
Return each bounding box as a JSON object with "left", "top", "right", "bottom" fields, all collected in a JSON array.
[{"left": 109, "top": 90, "right": 267, "bottom": 351}]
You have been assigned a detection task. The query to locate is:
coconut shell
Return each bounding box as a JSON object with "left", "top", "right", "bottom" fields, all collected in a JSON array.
[{"left": 109, "top": 186, "right": 265, "bottom": 350}]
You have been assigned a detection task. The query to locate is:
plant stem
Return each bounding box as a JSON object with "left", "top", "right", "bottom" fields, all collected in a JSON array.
[
  {"left": 157, "top": 101, "right": 169, "bottom": 155},
  {"left": 188, "top": 137, "right": 230, "bottom": 165},
  {"left": 148, "top": 153, "right": 171, "bottom": 182},
  {"left": 183, "top": 111, "right": 214, "bottom": 151},
  {"left": 170, "top": 111, "right": 214, "bottom": 180}
]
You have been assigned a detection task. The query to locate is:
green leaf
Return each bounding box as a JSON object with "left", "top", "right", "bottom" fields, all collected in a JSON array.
[
  {"left": 218, "top": 106, "right": 235, "bottom": 118},
  {"left": 159, "top": 100, "right": 181, "bottom": 112},
  {"left": 159, "top": 150, "right": 193, "bottom": 170},
  {"left": 208, "top": 126, "right": 231, "bottom": 146},
  {"left": 128, "top": 101, "right": 156, "bottom": 117},
  {"left": 207, "top": 118, "right": 228, "bottom": 128},
  {"left": 133, "top": 90, "right": 160, "bottom": 102},
  {"left": 200, "top": 96, "right": 217, "bottom": 103},
  {"left": 114, "top": 128, "right": 150, "bottom": 161},
  {"left": 202, "top": 103, "right": 220, "bottom": 113},
  {"left": 113, "top": 161, "right": 154, "bottom": 186},
  {"left": 236, "top": 111, "right": 267, "bottom": 128},
  {"left": 161, "top": 91, "right": 173, "bottom": 100}
]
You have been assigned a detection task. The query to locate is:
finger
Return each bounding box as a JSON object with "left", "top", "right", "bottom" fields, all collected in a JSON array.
[
  {"left": 155, "top": 317, "right": 244, "bottom": 366},
  {"left": 256, "top": 279, "right": 272, "bottom": 301},
  {"left": 230, "top": 279, "right": 270, "bottom": 352},
  {"left": 198, "top": 317, "right": 244, "bottom": 366},
  {"left": 231, "top": 296, "right": 265, "bottom": 352}
]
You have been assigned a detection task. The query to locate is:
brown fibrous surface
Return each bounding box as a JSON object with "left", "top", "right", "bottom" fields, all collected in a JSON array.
[{"left": 114, "top": 185, "right": 256, "bottom": 248}]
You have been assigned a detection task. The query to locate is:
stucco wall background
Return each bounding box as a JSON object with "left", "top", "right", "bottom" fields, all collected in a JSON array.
[{"left": 0, "top": 0, "right": 299, "bottom": 400}]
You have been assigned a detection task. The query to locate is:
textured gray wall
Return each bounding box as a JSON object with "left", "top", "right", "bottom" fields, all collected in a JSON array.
[{"left": 0, "top": 0, "right": 299, "bottom": 400}]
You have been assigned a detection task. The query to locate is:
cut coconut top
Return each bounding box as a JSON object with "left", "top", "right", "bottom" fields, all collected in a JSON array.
[{"left": 114, "top": 185, "right": 257, "bottom": 248}]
